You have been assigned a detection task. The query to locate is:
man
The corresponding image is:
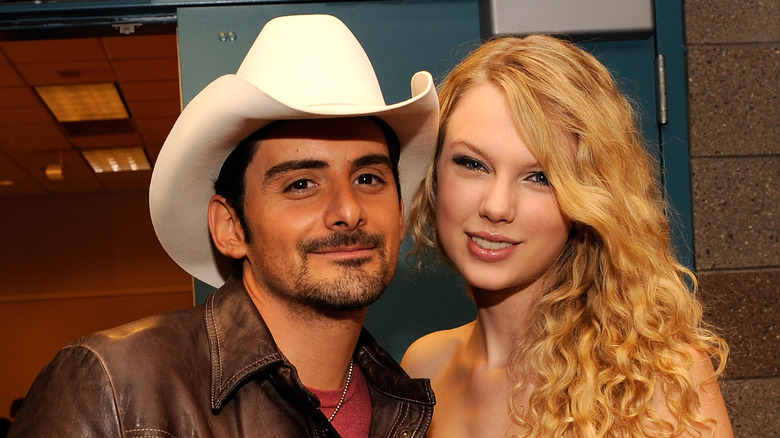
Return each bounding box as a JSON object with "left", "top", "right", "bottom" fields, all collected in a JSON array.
[{"left": 9, "top": 14, "right": 437, "bottom": 437}]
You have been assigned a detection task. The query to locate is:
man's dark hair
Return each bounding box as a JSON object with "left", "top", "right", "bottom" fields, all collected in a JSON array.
[{"left": 214, "top": 117, "right": 401, "bottom": 242}]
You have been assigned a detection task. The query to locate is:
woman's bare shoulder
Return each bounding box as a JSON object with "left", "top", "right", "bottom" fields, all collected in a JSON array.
[
  {"left": 401, "top": 322, "right": 474, "bottom": 379},
  {"left": 687, "top": 346, "right": 733, "bottom": 437},
  {"left": 651, "top": 344, "right": 734, "bottom": 438}
]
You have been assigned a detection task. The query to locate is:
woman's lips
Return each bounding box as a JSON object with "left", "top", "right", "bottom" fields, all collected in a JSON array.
[{"left": 466, "top": 233, "right": 518, "bottom": 262}]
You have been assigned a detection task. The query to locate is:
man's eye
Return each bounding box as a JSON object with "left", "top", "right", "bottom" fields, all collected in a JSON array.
[
  {"left": 355, "top": 173, "right": 385, "bottom": 186},
  {"left": 453, "top": 155, "right": 487, "bottom": 172},
  {"left": 285, "top": 179, "right": 315, "bottom": 192}
]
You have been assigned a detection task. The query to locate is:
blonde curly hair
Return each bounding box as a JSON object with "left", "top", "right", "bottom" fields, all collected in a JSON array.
[{"left": 408, "top": 35, "right": 728, "bottom": 437}]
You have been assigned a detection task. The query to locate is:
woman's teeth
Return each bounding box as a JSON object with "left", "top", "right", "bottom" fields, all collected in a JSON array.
[{"left": 471, "top": 236, "right": 512, "bottom": 250}]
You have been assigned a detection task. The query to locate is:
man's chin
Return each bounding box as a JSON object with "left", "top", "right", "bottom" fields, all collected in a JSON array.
[
  {"left": 291, "top": 290, "right": 382, "bottom": 320},
  {"left": 294, "top": 275, "right": 387, "bottom": 314}
]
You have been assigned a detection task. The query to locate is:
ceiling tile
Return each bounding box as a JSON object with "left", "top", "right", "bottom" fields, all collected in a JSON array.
[
  {"left": 6, "top": 148, "right": 104, "bottom": 195},
  {"left": 102, "top": 35, "right": 177, "bottom": 59},
  {"left": 0, "top": 65, "right": 25, "bottom": 87},
  {"left": 16, "top": 60, "right": 116, "bottom": 86},
  {"left": 0, "top": 87, "right": 40, "bottom": 107},
  {"left": 112, "top": 58, "right": 179, "bottom": 82},
  {"left": 0, "top": 106, "right": 54, "bottom": 126},
  {"left": 135, "top": 118, "right": 176, "bottom": 146},
  {"left": 126, "top": 99, "right": 181, "bottom": 119},
  {"left": 120, "top": 80, "right": 180, "bottom": 101},
  {"left": 0, "top": 150, "right": 48, "bottom": 197},
  {"left": 145, "top": 144, "right": 163, "bottom": 164},
  {"left": 0, "top": 122, "right": 71, "bottom": 151},
  {"left": 61, "top": 119, "right": 134, "bottom": 137},
  {"left": 95, "top": 169, "right": 152, "bottom": 192},
  {"left": 0, "top": 38, "right": 106, "bottom": 64},
  {"left": 1, "top": 151, "right": 104, "bottom": 194},
  {"left": 69, "top": 132, "right": 143, "bottom": 149}
]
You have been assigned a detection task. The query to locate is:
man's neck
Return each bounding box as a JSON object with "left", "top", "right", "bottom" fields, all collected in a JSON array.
[{"left": 242, "top": 269, "right": 366, "bottom": 391}]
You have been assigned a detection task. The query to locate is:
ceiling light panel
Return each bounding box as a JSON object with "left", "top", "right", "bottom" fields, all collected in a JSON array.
[
  {"left": 35, "top": 83, "right": 129, "bottom": 122},
  {"left": 80, "top": 147, "right": 150, "bottom": 173}
]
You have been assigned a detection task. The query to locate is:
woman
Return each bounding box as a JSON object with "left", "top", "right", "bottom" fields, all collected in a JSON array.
[{"left": 402, "top": 35, "right": 732, "bottom": 437}]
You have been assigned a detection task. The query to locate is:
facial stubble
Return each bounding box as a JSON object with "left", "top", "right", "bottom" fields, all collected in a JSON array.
[{"left": 262, "top": 230, "right": 392, "bottom": 316}]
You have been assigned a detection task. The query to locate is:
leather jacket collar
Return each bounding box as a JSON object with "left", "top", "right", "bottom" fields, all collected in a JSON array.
[{"left": 205, "top": 274, "right": 435, "bottom": 411}]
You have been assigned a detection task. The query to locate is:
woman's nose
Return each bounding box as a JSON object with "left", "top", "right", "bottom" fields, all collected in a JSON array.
[{"left": 479, "top": 179, "right": 516, "bottom": 224}]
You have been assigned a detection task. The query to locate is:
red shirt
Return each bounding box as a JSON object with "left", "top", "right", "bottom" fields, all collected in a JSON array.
[{"left": 309, "top": 364, "right": 372, "bottom": 438}]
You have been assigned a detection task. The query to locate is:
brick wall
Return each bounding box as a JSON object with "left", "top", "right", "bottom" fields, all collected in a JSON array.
[{"left": 684, "top": 1, "right": 780, "bottom": 435}]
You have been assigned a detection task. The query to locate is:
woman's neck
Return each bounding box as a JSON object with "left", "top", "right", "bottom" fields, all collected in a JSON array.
[{"left": 467, "top": 278, "right": 548, "bottom": 370}]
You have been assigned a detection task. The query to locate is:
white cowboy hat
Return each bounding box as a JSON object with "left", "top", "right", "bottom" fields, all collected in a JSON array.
[{"left": 149, "top": 14, "right": 438, "bottom": 288}]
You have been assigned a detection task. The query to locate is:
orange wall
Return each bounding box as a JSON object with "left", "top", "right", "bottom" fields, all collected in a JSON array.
[{"left": 0, "top": 190, "right": 193, "bottom": 417}]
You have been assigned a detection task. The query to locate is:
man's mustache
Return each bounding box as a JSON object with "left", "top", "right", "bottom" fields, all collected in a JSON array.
[{"left": 299, "top": 230, "right": 386, "bottom": 253}]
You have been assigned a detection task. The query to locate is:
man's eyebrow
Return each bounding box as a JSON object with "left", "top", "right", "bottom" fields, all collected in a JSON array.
[
  {"left": 354, "top": 154, "right": 392, "bottom": 169},
  {"left": 263, "top": 154, "right": 392, "bottom": 185},
  {"left": 264, "top": 159, "right": 328, "bottom": 182}
]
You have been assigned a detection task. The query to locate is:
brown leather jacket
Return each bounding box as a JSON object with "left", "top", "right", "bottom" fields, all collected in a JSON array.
[{"left": 9, "top": 275, "right": 434, "bottom": 437}]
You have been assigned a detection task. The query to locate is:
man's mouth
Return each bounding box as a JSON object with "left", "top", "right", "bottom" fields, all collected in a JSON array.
[{"left": 312, "top": 245, "right": 374, "bottom": 255}]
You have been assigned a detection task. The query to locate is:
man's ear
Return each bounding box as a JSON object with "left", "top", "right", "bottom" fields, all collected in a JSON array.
[{"left": 208, "top": 195, "right": 248, "bottom": 259}]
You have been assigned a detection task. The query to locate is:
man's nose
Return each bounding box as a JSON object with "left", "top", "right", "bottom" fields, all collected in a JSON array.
[{"left": 325, "top": 180, "right": 365, "bottom": 231}]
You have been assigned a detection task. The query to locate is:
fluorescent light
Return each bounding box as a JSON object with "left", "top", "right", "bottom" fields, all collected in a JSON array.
[
  {"left": 35, "top": 83, "right": 129, "bottom": 122},
  {"left": 81, "top": 148, "right": 150, "bottom": 173}
]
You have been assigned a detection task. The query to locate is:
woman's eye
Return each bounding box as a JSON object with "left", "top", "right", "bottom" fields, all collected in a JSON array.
[
  {"left": 528, "top": 172, "right": 550, "bottom": 186},
  {"left": 453, "top": 156, "right": 486, "bottom": 172}
]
